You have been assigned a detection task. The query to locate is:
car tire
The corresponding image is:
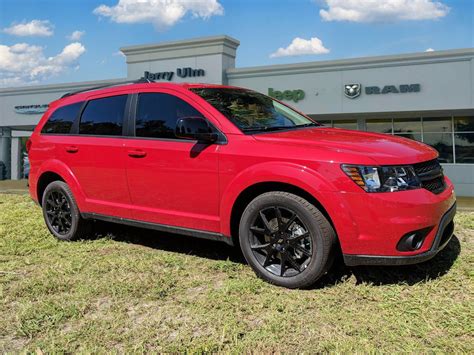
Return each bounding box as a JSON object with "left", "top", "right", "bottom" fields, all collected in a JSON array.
[
  {"left": 41, "top": 181, "right": 91, "bottom": 241},
  {"left": 239, "top": 191, "right": 336, "bottom": 289}
]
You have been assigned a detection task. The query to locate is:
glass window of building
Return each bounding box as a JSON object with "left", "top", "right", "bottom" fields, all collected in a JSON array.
[
  {"left": 397, "top": 133, "right": 423, "bottom": 142},
  {"left": 317, "top": 120, "right": 332, "bottom": 127},
  {"left": 393, "top": 118, "right": 421, "bottom": 134},
  {"left": 423, "top": 117, "right": 452, "bottom": 133},
  {"left": 333, "top": 120, "right": 357, "bottom": 130},
  {"left": 423, "top": 132, "right": 454, "bottom": 163},
  {"left": 366, "top": 119, "right": 393, "bottom": 134},
  {"left": 454, "top": 117, "right": 474, "bottom": 132},
  {"left": 454, "top": 116, "right": 474, "bottom": 163},
  {"left": 422, "top": 117, "right": 453, "bottom": 163}
]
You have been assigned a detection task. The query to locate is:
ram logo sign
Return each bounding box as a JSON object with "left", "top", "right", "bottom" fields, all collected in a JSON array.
[
  {"left": 365, "top": 84, "right": 421, "bottom": 95},
  {"left": 344, "top": 84, "right": 361, "bottom": 99},
  {"left": 344, "top": 83, "right": 421, "bottom": 99}
]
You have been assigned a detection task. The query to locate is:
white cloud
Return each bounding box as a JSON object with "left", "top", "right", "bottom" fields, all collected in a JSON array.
[
  {"left": 270, "top": 37, "right": 330, "bottom": 58},
  {"left": 0, "top": 42, "right": 86, "bottom": 87},
  {"left": 113, "top": 50, "right": 126, "bottom": 57},
  {"left": 67, "top": 30, "right": 85, "bottom": 41},
  {"left": 3, "top": 19, "right": 54, "bottom": 37},
  {"left": 319, "top": 0, "right": 450, "bottom": 22},
  {"left": 93, "top": 0, "right": 224, "bottom": 30},
  {"left": 425, "top": 48, "right": 435, "bottom": 52}
]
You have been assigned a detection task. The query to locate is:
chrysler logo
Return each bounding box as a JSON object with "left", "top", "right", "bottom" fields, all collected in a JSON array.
[{"left": 344, "top": 84, "right": 361, "bottom": 99}]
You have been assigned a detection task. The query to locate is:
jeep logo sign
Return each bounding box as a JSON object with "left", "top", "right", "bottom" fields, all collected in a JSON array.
[{"left": 268, "top": 88, "right": 305, "bottom": 102}]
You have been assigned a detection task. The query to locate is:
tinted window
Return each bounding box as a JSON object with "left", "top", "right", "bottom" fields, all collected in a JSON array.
[
  {"left": 41, "top": 102, "right": 83, "bottom": 134},
  {"left": 190, "top": 88, "right": 317, "bottom": 133},
  {"left": 136, "top": 93, "right": 205, "bottom": 139},
  {"left": 79, "top": 95, "right": 127, "bottom": 136}
]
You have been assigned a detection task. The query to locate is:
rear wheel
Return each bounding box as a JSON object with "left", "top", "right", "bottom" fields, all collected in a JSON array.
[
  {"left": 239, "top": 192, "right": 335, "bottom": 289},
  {"left": 42, "top": 181, "right": 90, "bottom": 241}
]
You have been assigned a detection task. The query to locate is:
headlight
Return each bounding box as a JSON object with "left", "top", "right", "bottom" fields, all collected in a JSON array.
[{"left": 342, "top": 164, "right": 421, "bottom": 192}]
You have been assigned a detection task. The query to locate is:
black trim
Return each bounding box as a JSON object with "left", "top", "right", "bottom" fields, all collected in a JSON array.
[
  {"left": 243, "top": 125, "right": 322, "bottom": 136},
  {"left": 125, "top": 93, "right": 137, "bottom": 137},
  {"left": 38, "top": 133, "right": 226, "bottom": 144},
  {"left": 70, "top": 100, "right": 88, "bottom": 134},
  {"left": 343, "top": 202, "right": 456, "bottom": 266},
  {"left": 81, "top": 212, "right": 234, "bottom": 246}
]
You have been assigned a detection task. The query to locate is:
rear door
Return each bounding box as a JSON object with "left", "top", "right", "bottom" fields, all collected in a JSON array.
[
  {"left": 58, "top": 92, "right": 132, "bottom": 218},
  {"left": 124, "top": 89, "right": 221, "bottom": 232}
]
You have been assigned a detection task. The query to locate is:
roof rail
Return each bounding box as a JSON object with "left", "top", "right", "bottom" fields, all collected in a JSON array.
[{"left": 60, "top": 77, "right": 154, "bottom": 99}]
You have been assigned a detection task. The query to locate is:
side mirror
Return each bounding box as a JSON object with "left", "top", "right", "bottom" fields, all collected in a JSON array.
[{"left": 175, "top": 117, "right": 218, "bottom": 143}]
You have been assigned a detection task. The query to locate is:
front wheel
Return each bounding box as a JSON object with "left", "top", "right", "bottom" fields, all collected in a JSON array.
[{"left": 239, "top": 192, "right": 336, "bottom": 289}]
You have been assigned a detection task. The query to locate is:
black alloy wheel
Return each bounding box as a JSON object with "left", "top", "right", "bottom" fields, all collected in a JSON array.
[
  {"left": 41, "top": 181, "right": 91, "bottom": 241},
  {"left": 45, "top": 190, "right": 73, "bottom": 235},
  {"left": 249, "top": 206, "right": 312, "bottom": 277},
  {"left": 239, "top": 191, "right": 336, "bottom": 289}
]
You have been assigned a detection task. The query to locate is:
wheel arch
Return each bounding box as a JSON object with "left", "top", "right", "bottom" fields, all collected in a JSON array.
[
  {"left": 37, "top": 171, "right": 65, "bottom": 206},
  {"left": 35, "top": 160, "right": 86, "bottom": 209},
  {"left": 228, "top": 181, "right": 338, "bottom": 247}
]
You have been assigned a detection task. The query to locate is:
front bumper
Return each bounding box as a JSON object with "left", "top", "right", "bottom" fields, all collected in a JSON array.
[{"left": 343, "top": 202, "right": 456, "bottom": 266}]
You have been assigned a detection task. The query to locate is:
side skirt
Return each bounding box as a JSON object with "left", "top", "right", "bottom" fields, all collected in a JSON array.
[{"left": 81, "top": 212, "right": 234, "bottom": 246}]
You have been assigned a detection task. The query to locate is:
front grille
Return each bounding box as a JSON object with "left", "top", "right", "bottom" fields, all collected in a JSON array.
[{"left": 413, "top": 159, "right": 446, "bottom": 194}]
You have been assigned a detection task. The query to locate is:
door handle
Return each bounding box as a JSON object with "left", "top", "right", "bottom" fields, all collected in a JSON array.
[
  {"left": 128, "top": 150, "right": 147, "bottom": 158},
  {"left": 65, "top": 146, "right": 79, "bottom": 153}
]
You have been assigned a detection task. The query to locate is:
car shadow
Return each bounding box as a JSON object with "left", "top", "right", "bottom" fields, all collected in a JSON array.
[
  {"left": 90, "top": 221, "right": 246, "bottom": 264},
  {"left": 314, "top": 235, "right": 461, "bottom": 289},
  {"left": 90, "top": 221, "right": 461, "bottom": 288}
]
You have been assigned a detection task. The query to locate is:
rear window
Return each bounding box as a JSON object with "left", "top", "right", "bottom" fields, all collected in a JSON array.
[
  {"left": 79, "top": 95, "right": 128, "bottom": 136},
  {"left": 41, "top": 102, "right": 83, "bottom": 134}
]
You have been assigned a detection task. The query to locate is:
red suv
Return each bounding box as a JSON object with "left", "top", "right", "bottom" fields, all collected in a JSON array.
[{"left": 28, "top": 82, "right": 456, "bottom": 288}]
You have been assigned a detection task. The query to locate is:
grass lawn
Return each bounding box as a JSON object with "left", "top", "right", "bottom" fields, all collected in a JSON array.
[{"left": 0, "top": 193, "right": 473, "bottom": 353}]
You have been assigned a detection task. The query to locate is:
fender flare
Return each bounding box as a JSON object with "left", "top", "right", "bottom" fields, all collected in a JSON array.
[
  {"left": 219, "top": 161, "right": 352, "bottom": 238},
  {"left": 36, "top": 159, "right": 86, "bottom": 209}
]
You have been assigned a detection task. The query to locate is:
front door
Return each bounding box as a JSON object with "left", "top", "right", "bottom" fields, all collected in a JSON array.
[{"left": 124, "top": 90, "right": 220, "bottom": 232}]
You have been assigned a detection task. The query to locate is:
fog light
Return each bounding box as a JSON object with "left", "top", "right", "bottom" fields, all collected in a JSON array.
[{"left": 397, "top": 227, "right": 433, "bottom": 252}]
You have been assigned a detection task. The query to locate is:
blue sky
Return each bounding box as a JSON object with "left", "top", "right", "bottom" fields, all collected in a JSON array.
[{"left": 0, "top": 0, "right": 472, "bottom": 87}]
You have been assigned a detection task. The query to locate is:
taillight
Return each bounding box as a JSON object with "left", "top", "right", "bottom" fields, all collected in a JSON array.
[{"left": 26, "top": 138, "right": 32, "bottom": 153}]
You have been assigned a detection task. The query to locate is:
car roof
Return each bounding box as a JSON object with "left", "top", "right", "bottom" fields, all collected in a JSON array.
[{"left": 53, "top": 82, "right": 246, "bottom": 108}]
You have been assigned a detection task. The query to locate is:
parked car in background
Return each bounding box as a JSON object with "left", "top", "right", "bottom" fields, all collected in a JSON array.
[
  {"left": 23, "top": 152, "right": 30, "bottom": 179},
  {"left": 27, "top": 81, "right": 456, "bottom": 288}
]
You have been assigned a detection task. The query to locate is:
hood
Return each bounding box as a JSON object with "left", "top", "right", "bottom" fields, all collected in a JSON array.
[{"left": 252, "top": 127, "right": 438, "bottom": 165}]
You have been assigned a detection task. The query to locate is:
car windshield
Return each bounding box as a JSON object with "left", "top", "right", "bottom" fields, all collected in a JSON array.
[{"left": 190, "top": 88, "right": 319, "bottom": 133}]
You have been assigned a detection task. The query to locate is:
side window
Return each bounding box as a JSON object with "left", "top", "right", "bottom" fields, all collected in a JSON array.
[
  {"left": 79, "top": 95, "right": 127, "bottom": 136},
  {"left": 136, "top": 93, "right": 205, "bottom": 139},
  {"left": 41, "top": 102, "right": 83, "bottom": 134}
]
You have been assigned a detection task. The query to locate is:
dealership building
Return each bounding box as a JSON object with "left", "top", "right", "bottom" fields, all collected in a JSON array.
[{"left": 0, "top": 35, "right": 473, "bottom": 196}]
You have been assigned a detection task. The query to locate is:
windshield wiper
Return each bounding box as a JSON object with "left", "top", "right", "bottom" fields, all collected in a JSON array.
[
  {"left": 242, "top": 123, "right": 319, "bottom": 133},
  {"left": 295, "top": 122, "right": 320, "bottom": 128},
  {"left": 241, "top": 126, "right": 292, "bottom": 132}
]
